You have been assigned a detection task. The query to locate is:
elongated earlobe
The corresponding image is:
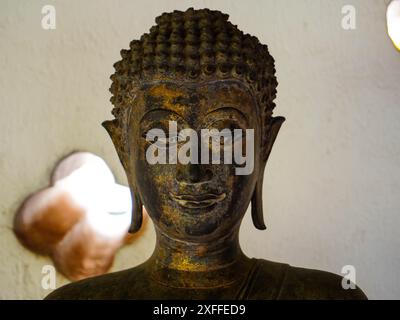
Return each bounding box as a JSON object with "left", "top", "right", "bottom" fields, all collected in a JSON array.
[
  {"left": 251, "top": 167, "right": 266, "bottom": 230},
  {"left": 129, "top": 191, "right": 143, "bottom": 233},
  {"left": 103, "top": 119, "right": 142, "bottom": 233},
  {"left": 252, "top": 116, "right": 285, "bottom": 230}
]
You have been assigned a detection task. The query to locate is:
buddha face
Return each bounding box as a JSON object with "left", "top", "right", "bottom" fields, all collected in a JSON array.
[{"left": 125, "top": 79, "right": 265, "bottom": 242}]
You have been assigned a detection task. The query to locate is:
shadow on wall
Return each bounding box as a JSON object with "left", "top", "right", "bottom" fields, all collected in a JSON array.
[{"left": 13, "top": 151, "right": 148, "bottom": 281}]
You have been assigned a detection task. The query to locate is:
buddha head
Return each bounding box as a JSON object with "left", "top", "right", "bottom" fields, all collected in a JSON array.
[{"left": 103, "top": 8, "right": 284, "bottom": 242}]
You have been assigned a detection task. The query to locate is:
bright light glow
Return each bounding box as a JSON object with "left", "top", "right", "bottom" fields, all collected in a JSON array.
[
  {"left": 15, "top": 151, "right": 138, "bottom": 280},
  {"left": 53, "top": 152, "right": 132, "bottom": 239},
  {"left": 387, "top": 0, "right": 400, "bottom": 51}
]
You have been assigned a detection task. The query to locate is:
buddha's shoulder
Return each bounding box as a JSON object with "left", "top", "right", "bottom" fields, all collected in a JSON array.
[
  {"left": 44, "top": 264, "right": 147, "bottom": 300},
  {"left": 249, "top": 259, "right": 367, "bottom": 300}
]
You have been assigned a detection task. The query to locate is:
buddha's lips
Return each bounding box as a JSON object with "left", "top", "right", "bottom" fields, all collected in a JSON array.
[{"left": 169, "top": 192, "right": 226, "bottom": 209}]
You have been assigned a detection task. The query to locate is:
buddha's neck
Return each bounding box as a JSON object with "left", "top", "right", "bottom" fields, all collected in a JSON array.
[
  {"left": 147, "top": 226, "right": 251, "bottom": 288},
  {"left": 151, "top": 226, "right": 246, "bottom": 271}
]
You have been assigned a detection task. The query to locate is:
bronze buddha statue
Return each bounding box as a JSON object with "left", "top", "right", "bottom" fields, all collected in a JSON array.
[{"left": 46, "top": 8, "right": 367, "bottom": 300}]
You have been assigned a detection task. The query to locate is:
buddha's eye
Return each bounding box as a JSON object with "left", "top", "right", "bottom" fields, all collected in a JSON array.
[
  {"left": 142, "top": 128, "right": 183, "bottom": 150},
  {"left": 207, "top": 123, "right": 245, "bottom": 147}
]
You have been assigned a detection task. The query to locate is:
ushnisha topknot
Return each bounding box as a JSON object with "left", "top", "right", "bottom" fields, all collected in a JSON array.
[{"left": 109, "top": 7, "right": 278, "bottom": 144}]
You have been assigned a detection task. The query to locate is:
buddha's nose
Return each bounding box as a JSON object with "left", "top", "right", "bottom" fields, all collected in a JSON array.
[{"left": 176, "top": 163, "right": 213, "bottom": 184}]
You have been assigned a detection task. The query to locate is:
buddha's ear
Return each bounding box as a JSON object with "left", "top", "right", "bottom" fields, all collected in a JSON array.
[
  {"left": 102, "top": 119, "right": 128, "bottom": 172},
  {"left": 262, "top": 116, "right": 285, "bottom": 162},
  {"left": 251, "top": 116, "right": 285, "bottom": 230},
  {"left": 102, "top": 119, "right": 143, "bottom": 233}
]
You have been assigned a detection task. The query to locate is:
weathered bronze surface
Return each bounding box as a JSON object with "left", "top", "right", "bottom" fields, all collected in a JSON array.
[{"left": 46, "top": 8, "right": 367, "bottom": 300}]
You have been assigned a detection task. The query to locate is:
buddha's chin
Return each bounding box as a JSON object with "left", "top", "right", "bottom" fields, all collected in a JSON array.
[{"left": 157, "top": 216, "right": 224, "bottom": 241}]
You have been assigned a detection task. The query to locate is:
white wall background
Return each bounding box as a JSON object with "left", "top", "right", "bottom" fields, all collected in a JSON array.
[{"left": 0, "top": 0, "right": 399, "bottom": 299}]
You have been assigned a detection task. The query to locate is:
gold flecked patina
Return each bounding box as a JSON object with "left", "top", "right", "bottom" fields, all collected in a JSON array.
[
  {"left": 46, "top": 8, "right": 367, "bottom": 300},
  {"left": 148, "top": 84, "right": 187, "bottom": 116}
]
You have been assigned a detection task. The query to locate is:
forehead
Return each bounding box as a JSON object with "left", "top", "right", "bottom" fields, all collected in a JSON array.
[{"left": 133, "top": 80, "right": 258, "bottom": 119}]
